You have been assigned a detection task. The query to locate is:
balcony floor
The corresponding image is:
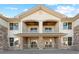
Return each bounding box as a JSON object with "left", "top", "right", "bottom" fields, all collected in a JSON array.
[{"left": 15, "top": 32, "right": 66, "bottom": 37}]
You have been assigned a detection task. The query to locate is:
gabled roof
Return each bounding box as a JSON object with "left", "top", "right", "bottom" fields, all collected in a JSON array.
[
  {"left": 0, "top": 14, "right": 19, "bottom": 22},
  {"left": 0, "top": 14, "right": 9, "bottom": 22},
  {"left": 73, "top": 14, "right": 79, "bottom": 21},
  {"left": 16, "top": 4, "right": 67, "bottom": 19}
]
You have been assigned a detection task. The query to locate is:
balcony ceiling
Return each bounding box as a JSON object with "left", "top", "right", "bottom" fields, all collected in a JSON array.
[
  {"left": 43, "top": 21, "right": 57, "bottom": 26},
  {"left": 24, "top": 21, "right": 57, "bottom": 26},
  {"left": 25, "top": 22, "right": 38, "bottom": 26}
]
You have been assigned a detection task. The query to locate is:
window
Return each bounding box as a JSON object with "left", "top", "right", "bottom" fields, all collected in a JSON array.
[
  {"left": 68, "top": 22, "right": 72, "bottom": 29},
  {"left": 10, "top": 23, "right": 18, "bottom": 30},
  {"left": 63, "top": 37, "right": 68, "bottom": 46},
  {"left": 45, "top": 28, "right": 52, "bottom": 32},
  {"left": 31, "top": 41, "right": 37, "bottom": 48},
  {"left": 63, "top": 37, "right": 72, "bottom": 46},
  {"left": 63, "top": 22, "right": 67, "bottom": 29},
  {"left": 30, "top": 28, "right": 37, "bottom": 32},
  {"left": 68, "top": 37, "right": 72, "bottom": 46},
  {"left": 63, "top": 22, "right": 72, "bottom": 30},
  {"left": 45, "top": 42, "right": 52, "bottom": 48},
  {"left": 9, "top": 38, "right": 14, "bottom": 46},
  {"left": 15, "top": 40, "right": 19, "bottom": 46}
]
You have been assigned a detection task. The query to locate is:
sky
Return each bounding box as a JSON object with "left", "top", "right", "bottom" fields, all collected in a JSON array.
[{"left": 0, "top": 4, "right": 79, "bottom": 17}]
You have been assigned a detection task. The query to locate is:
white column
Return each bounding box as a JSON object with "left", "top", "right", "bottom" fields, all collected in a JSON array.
[
  {"left": 39, "top": 21, "right": 43, "bottom": 33},
  {"left": 20, "top": 22, "right": 23, "bottom": 33}
]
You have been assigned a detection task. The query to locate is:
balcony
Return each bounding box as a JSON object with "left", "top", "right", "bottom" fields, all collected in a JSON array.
[
  {"left": 15, "top": 20, "right": 67, "bottom": 37},
  {"left": 43, "top": 21, "right": 57, "bottom": 33},
  {"left": 26, "top": 28, "right": 55, "bottom": 33},
  {"left": 22, "top": 20, "right": 58, "bottom": 33}
]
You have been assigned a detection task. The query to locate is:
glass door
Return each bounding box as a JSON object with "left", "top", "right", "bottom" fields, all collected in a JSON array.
[{"left": 30, "top": 41, "right": 37, "bottom": 48}]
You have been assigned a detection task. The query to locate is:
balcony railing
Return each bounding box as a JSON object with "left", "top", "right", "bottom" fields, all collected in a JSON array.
[
  {"left": 22, "top": 27, "right": 56, "bottom": 33},
  {"left": 22, "top": 29, "right": 56, "bottom": 33},
  {"left": 29, "top": 30, "right": 38, "bottom": 33},
  {"left": 43, "top": 30, "right": 53, "bottom": 33}
]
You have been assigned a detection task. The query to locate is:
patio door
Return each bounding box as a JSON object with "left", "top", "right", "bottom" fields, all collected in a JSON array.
[
  {"left": 30, "top": 40, "right": 37, "bottom": 48},
  {"left": 44, "top": 39, "right": 55, "bottom": 48}
]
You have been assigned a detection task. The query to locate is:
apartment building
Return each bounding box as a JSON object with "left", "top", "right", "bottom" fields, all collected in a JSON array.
[{"left": 0, "top": 5, "right": 79, "bottom": 50}]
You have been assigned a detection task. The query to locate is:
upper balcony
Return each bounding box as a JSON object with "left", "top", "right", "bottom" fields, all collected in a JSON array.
[
  {"left": 22, "top": 20, "right": 59, "bottom": 33},
  {"left": 43, "top": 21, "right": 57, "bottom": 33}
]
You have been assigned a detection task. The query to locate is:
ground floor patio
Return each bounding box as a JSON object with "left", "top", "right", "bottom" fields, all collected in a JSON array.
[
  {"left": 14, "top": 33, "right": 69, "bottom": 50},
  {"left": 22, "top": 37, "right": 62, "bottom": 49}
]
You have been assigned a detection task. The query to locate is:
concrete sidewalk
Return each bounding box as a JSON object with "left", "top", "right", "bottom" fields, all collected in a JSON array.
[{"left": 0, "top": 49, "right": 79, "bottom": 54}]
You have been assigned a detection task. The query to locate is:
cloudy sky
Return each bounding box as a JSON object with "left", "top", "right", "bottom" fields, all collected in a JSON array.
[{"left": 0, "top": 4, "right": 79, "bottom": 17}]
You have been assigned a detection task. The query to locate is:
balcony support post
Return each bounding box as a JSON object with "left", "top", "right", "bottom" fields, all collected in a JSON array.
[
  {"left": 37, "top": 36, "right": 44, "bottom": 50},
  {"left": 39, "top": 21, "right": 43, "bottom": 33}
]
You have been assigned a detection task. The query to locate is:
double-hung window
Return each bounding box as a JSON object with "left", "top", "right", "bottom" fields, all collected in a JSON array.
[
  {"left": 63, "top": 22, "right": 72, "bottom": 30},
  {"left": 63, "top": 22, "right": 67, "bottom": 29},
  {"left": 9, "top": 37, "right": 14, "bottom": 46},
  {"left": 10, "top": 23, "right": 18, "bottom": 30}
]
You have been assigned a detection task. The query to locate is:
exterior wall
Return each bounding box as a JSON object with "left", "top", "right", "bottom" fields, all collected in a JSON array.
[
  {"left": 59, "top": 21, "right": 73, "bottom": 37},
  {"left": 0, "top": 18, "right": 9, "bottom": 50},
  {"left": 0, "top": 21, "right": 8, "bottom": 50},
  {"left": 59, "top": 21, "right": 74, "bottom": 45},
  {"left": 8, "top": 22, "right": 21, "bottom": 49},
  {"left": 7, "top": 9, "right": 74, "bottom": 49},
  {"left": 73, "top": 19, "right": 79, "bottom": 27},
  {"left": 72, "top": 19, "right": 79, "bottom": 50},
  {"left": 57, "top": 20, "right": 74, "bottom": 49},
  {"left": 8, "top": 10, "right": 61, "bottom": 49},
  {"left": 0, "top": 18, "right": 8, "bottom": 28},
  {"left": 72, "top": 19, "right": 79, "bottom": 46},
  {"left": 8, "top": 22, "right": 21, "bottom": 37},
  {"left": 1, "top": 6, "right": 79, "bottom": 50}
]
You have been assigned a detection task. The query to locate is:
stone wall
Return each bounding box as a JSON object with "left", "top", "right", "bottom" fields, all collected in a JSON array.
[
  {"left": 0, "top": 25, "right": 8, "bottom": 50},
  {"left": 72, "top": 26, "right": 79, "bottom": 50}
]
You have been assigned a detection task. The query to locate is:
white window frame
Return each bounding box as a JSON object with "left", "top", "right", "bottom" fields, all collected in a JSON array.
[
  {"left": 9, "top": 23, "right": 18, "bottom": 30},
  {"left": 63, "top": 22, "right": 72, "bottom": 30}
]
